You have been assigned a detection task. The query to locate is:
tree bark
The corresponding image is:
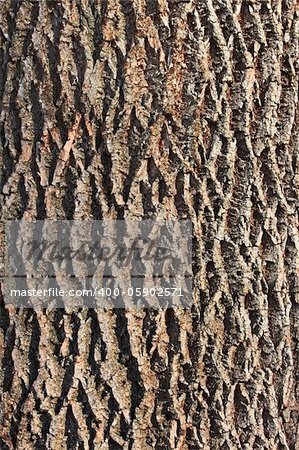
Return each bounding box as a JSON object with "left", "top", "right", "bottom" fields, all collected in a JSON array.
[{"left": 1, "top": 0, "right": 299, "bottom": 449}]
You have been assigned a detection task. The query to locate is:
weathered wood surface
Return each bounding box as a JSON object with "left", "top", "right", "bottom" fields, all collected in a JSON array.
[{"left": 0, "top": 0, "right": 299, "bottom": 449}]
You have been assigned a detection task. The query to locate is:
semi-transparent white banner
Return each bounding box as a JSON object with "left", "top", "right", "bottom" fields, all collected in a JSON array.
[{"left": 3, "top": 220, "right": 192, "bottom": 309}]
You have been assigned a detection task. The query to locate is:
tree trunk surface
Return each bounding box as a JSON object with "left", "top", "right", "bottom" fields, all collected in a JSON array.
[{"left": 0, "top": 0, "right": 299, "bottom": 449}]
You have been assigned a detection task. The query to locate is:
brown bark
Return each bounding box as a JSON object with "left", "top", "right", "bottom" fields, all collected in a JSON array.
[{"left": 0, "top": 0, "right": 299, "bottom": 449}]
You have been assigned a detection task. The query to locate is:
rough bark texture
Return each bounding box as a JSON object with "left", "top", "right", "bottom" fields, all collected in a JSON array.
[{"left": 0, "top": 0, "right": 299, "bottom": 449}]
